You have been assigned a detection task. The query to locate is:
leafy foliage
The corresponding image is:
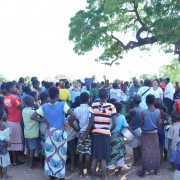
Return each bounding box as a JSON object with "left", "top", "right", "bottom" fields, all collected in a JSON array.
[
  {"left": 69, "top": 0, "right": 180, "bottom": 65},
  {"left": 139, "top": 74, "right": 158, "bottom": 81},
  {"left": 159, "top": 59, "right": 180, "bottom": 84},
  {"left": 0, "top": 75, "right": 8, "bottom": 82},
  {"left": 24, "top": 76, "right": 32, "bottom": 86}
]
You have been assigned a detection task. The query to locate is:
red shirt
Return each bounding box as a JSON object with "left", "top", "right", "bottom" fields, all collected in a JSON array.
[{"left": 4, "top": 94, "right": 22, "bottom": 122}]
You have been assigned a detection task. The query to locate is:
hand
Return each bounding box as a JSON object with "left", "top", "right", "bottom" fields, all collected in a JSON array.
[
  {"left": 63, "top": 122, "right": 70, "bottom": 129},
  {"left": 80, "top": 134, "right": 86, "bottom": 142},
  {"left": 103, "top": 75, "right": 106, "bottom": 79},
  {"left": 92, "top": 75, "right": 95, "bottom": 79}
]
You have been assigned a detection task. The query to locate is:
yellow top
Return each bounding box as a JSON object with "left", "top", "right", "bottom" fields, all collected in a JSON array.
[{"left": 59, "top": 89, "right": 71, "bottom": 101}]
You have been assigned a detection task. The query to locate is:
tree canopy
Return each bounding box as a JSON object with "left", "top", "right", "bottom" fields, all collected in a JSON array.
[
  {"left": 0, "top": 75, "right": 8, "bottom": 82},
  {"left": 159, "top": 59, "right": 180, "bottom": 84},
  {"left": 69, "top": 0, "right": 180, "bottom": 65}
]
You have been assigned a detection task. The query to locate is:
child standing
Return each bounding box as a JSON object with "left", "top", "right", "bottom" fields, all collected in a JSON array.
[
  {"left": 82, "top": 88, "right": 117, "bottom": 180},
  {"left": 0, "top": 108, "right": 10, "bottom": 180},
  {"left": 174, "top": 141, "right": 180, "bottom": 180},
  {"left": 73, "top": 92, "right": 91, "bottom": 177},
  {"left": 107, "top": 101, "right": 130, "bottom": 178},
  {"left": 22, "top": 96, "right": 40, "bottom": 169},
  {"left": 168, "top": 110, "right": 180, "bottom": 171},
  {"left": 137, "top": 94, "right": 161, "bottom": 177},
  {"left": 126, "top": 95, "right": 142, "bottom": 166}
]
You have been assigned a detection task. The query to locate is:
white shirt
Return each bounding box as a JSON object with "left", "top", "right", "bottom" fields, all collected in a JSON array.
[
  {"left": 110, "top": 89, "right": 122, "bottom": 100},
  {"left": 164, "top": 82, "right": 175, "bottom": 100},
  {"left": 151, "top": 87, "right": 163, "bottom": 99},
  {"left": 74, "top": 104, "right": 90, "bottom": 132},
  {"left": 167, "top": 122, "right": 180, "bottom": 150}
]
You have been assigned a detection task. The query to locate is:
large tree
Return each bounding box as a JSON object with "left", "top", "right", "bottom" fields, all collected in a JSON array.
[
  {"left": 159, "top": 59, "right": 180, "bottom": 84},
  {"left": 69, "top": 0, "right": 180, "bottom": 65}
]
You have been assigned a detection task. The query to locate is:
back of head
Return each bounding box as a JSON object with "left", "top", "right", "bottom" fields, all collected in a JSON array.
[
  {"left": 30, "top": 91, "right": 37, "bottom": 99},
  {"left": 154, "top": 98, "right": 163, "bottom": 109},
  {"left": 39, "top": 92, "right": 49, "bottom": 102},
  {"left": 41, "top": 80, "right": 46, "bottom": 86},
  {"left": 144, "top": 79, "right": 152, "bottom": 87},
  {"left": 109, "top": 98, "right": 117, "bottom": 105},
  {"left": 91, "top": 83, "right": 97, "bottom": 88},
  {"left": 23, "top": 86, "right": 31, "bottom": 94},
  {"left": 112, "top": 83, "right": 118, "bottom": 89},
  {"left": 32, "top": 80, "right": 39, "bottom": 86},
  {"left": 99, "top": 88, "right": 108, "bottom": 99},
  {"left": 114, "top": 101, "right": 122, "bottom": 113},
  {"left": 172, "top": 111, "right": 180, "bottom": 123},
  {"left": 1, "top": 82, "right": 7, "bottom": 90},
  {"left": 80, "top": 92, "right": 90, "bottom": 104},
  {"left": 23, "top": 95, "right": 34, "bottom": 107},
  {"left": 49, "top": 87, "right": 59, "bottom": 99},
  {"left": 133, "top": 95, "right": 141, "bottom": 105},
  {"left": 19, "top": 77, "right": 24, "bottom": 83},
  {"left": 146, "top": 94, "right": 155, "bottom": 105}
]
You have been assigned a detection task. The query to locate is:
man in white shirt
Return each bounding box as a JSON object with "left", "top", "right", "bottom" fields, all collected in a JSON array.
[{"left": 164, "top": 78, "right": 175, "bottom": 114}]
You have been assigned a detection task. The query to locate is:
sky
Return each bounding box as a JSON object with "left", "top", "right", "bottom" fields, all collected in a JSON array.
[{"left": 0, "top": 0, "right": 176, "bottom": 82}]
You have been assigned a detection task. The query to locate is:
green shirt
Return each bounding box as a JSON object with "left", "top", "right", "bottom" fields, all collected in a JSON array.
[
  {"left": 22, "top": 107, "right": 39, "bottom": 138},
  {"left": 90, "top": 87, "right": 99, "bottom": 100}
]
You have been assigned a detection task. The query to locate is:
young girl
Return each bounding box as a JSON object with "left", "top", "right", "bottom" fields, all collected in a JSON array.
[
  {"left": 108, "top": 101, "right": 134, "bottom": 177},
  {"left": 0, "top": 108, "right": 10, "bottom": 180}
]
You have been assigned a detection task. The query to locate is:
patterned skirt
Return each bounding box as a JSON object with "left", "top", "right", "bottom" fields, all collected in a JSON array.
[
  {"left": 76, "top": 132, "right": 91, "bottom": 155},
  {"left": 108, "top": 131, "right": 126, "bottom": 167},
  {"left": 141, "top": 132, "right": 160, "bottom": 170},
  {"left": 44, "top": 127, "right": 67, "bottom": 178},
  {"left": 7, "top": 121, "right": 23, "bottom": 151}
]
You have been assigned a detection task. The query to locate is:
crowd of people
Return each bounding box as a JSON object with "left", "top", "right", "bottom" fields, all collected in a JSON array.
[{"left": 0, "top": 75, "right": 180, "bottom": 180}]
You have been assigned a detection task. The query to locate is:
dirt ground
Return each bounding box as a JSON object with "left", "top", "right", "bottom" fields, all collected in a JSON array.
[{"left": 7, "top": 145, "right": 174, "bottom": 180}]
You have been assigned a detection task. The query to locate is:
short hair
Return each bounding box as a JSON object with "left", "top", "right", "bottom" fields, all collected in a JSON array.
[
  {"left": 154, "top": 98, "right": 163, "bottom": 108},
  {"left": 39, "top": 92, "right": 49, "bottom": 102},
  {"left": 41, "top": 81, "right": 46, "bottom": 86},
  {"left": 32, "top": 80, "right": 39, "bottom": 86},
  {"left": 45, "top": 82, "right": 50, "bottom": 89},
  {"left": 23, "top": 86, "right": 31, "bottom": 94},
  {"left": 91, "top": 83, "right": 97, "bottom": 88},
  {"left": 19, "top": 77, "right": 24, "bottom": 83},
  {"left": 23, "top": 96, "right": 34, "bottom": 107},
  {"left": 146, "top": 94, "right": 155, "bottom": 105},
  {"left": 144, "top": 79, "right": 152, "bottom": 87},
  {"left": 0, "top": 108, "right": 4, "bottom": 119},
  {"left": 114, "top": 101, "right": 122, "bottom": 113},
  {"left": 49, "top": 87, "right": 59, "bottom": 99},
  {"left": 133, "top": 95, "right": 141, "bottom": 104},
  {"left": 166, "top": 78, "right": 170, "bottom": 82},
  {"left": 112, "top": 83, "right": 118, "bottom": 89},
  {"left": 99, "top": 88, "right": 108, "bottom": 99},
  {"left": 80, "top": 92, "right": 90, "bottom": 104},
  {"left": 31, "top": 77, "right": 38, "bottom": 82},
  {"left": 109, "top": 98, "right": 117, "bottom": 105},
  {"left": 1, "top": 82, "right": 6, "bottom": 90},
  {"left": 172, "top": 111, "right": 180, "bottom": 122},
  {"left": 71, "top": 96, "right": 81, "bottom": 108},
  {"left": 30, "top": 91, "right": 38, "bottom": 98},
  {"left": 55, "top": 82, "right": 60, "bottom": 87},
  {"left": 5, "top": 82, "right": 15, "bottom": 91}
]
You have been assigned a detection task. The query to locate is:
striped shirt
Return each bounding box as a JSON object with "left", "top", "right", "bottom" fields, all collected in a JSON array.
[{"left": 90, "top": 102, "right": 116, "bottom": 135}]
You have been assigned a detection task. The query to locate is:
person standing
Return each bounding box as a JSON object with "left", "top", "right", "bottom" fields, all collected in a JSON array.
[
  {"left": 151, "top": 79, "right": 163, "bottom": 100},
  {"left": 82, "top": 88, "right": 117, "bottom": 180},
  {"left": 164, "top": 78, "right": 175, "bottom": 115},
  {"left": 31, "top": 87, "right": 76, "bottom": 180},
  {"left": 137, "top": 94, "right": 161, "bottom": 177},
  {"left": 4, "top": 82, "right": 24, "bottom": 166}
]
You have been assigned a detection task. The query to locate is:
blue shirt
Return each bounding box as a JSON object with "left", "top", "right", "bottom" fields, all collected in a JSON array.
[
  {"left": 36, "top": 102, "right": 69, "bottom": 130},
  {"left": 70, "top": 91, "right": 81, "bottom": 103},
  {"left": 112, "top": 115, "right": 129, "bottom": 133},
  {"left": 142, "top": 109, "right": 160, "bottom": 131}
]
